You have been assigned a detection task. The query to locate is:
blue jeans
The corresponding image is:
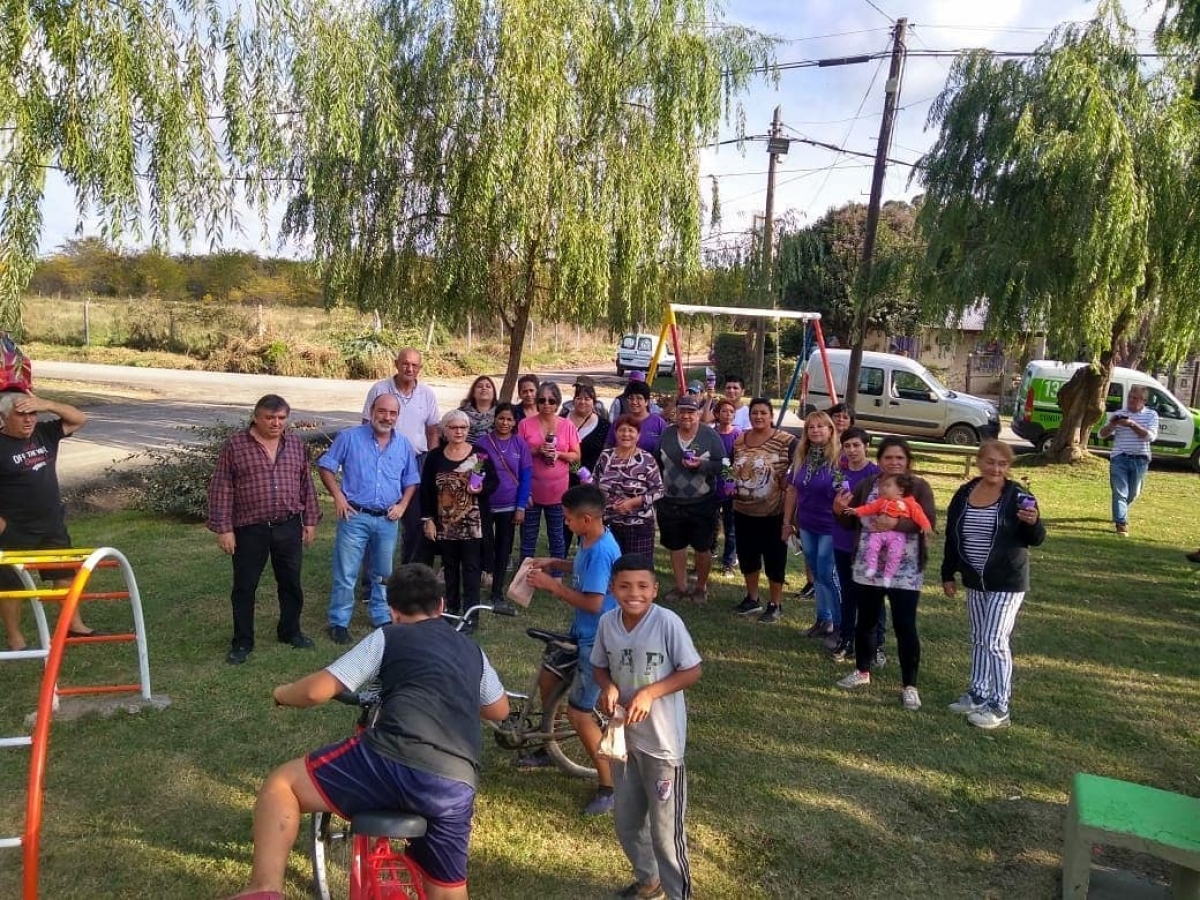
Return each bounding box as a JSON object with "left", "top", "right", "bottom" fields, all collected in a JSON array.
[
  {"left": 329, "top": 513, "right": 399, "bottom": 628},
  {"left": 800, "top": 529, "right": 840, "bottom": 627},
  {"left": 1109, "top": 453, "right": 1150, "bottom": 525}
]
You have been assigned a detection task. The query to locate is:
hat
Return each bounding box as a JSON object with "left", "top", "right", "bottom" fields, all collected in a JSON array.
[
  {"left": 687, "top": 380, "right": 703, "bottom": 394},
  {"left": 676, "top": 395, "right": 700, "bottom": 411},
  {"left": 573, "top": 375, "right": 595, "bottom": 389},
  {"left": 627, "top": 371, "right": 647, "bottom": 382}
]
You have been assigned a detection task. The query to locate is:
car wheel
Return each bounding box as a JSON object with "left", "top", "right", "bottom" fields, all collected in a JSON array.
[
  {"left": 1191, "top": 447, "right": 1200, "bottom": 474},
  {"left": 944, "top": 424, "right": 978, "bottom": 446},
  {"left": 1035, "top": 431, "right": 1056, "bottom": 455}
]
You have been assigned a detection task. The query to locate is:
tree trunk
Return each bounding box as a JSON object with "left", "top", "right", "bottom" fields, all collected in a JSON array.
[
  {"left": 498, "top": 240, "right": 540, "bottom": 400},
  {"left": 1046, "top": 356, "right": 1111, "bottom": 462}
]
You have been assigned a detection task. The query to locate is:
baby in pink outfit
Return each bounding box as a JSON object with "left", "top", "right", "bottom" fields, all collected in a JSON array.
[{"left": 846, "top": 473, "right": 933, "bottom": 585}]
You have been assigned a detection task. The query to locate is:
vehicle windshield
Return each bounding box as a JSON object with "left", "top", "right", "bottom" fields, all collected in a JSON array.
[{"left": 916, "top": 364, "right": 950, "bottom": 395}]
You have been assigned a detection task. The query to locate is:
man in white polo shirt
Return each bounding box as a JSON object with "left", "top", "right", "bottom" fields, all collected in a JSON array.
[
  {"left": 362, "top": 348, "right": 441, "bottom": 562},
  {"left": 1097, "top": 385, "right": 1158, "bottom": 537}
]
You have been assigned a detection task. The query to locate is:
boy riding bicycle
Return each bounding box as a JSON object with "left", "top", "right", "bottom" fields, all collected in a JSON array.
[{"left": 227, "top": 563, "right": 510, "bottom": 900}]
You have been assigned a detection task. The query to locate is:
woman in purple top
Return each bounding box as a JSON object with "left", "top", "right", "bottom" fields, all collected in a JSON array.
[
  {"left": 476, "top": 403, "right": 532, "bottom": 604},
  {"left": 711, "top": 398, "right": 742, "bottom": 573},
  {"left": 603, "top": 381, "right": 668, "bottom": 454},
  {"left": 782, "top": 411, "right": 844, "bottom": 639},
  {"left": 830, "top": 426, "right": 882, "bottom": 662}
]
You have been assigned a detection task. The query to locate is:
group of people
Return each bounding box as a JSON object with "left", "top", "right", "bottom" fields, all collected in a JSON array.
[{"left": 0, "top": 348, "right": 1055, "bottom": 900}]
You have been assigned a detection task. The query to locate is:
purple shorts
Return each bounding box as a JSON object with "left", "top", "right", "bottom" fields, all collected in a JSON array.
[{"left": 306, "top": 736, "right": 476, "bottom": 887}]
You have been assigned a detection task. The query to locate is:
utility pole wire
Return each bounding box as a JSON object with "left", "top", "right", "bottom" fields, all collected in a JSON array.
[{"left": 845, "top": 17, "right": 908, "bottom": 408}]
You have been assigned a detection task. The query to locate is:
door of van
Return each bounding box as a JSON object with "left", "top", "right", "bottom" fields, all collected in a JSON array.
[
  {"left": 1096, "top": 379, "right": 1193, "bottom": 460},
  {"left": 851, "top": 365, "right": 895, "bottom": 431},
  {"left": 857, "top": 367, "right": 943, "bottom": 437}
]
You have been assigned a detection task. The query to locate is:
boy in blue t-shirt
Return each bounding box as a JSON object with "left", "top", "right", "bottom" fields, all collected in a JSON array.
[{"left": 524, "top": 484, "right": 622, "bottom": 815}]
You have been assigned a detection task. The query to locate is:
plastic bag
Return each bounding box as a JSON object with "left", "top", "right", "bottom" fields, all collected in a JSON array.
[
  {"left": 505, "top": 557, "right": 536, "bottom": 608},
  {"left": 598, "top": 704, "right": 627, "bottom": 762}
]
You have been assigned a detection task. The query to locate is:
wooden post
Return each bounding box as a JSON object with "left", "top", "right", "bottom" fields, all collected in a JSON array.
[
  {"left": 467, "top": 313, "right": 473, "bottom": 351},
  {"left": 425, "top": 316, "right": 436, "bottom": 353},
  {"left": 83, "top": 299, "right": 91, "bottom": 347},
  {"left": 257, "top": 303, "right": 265, "bottom": 338}
]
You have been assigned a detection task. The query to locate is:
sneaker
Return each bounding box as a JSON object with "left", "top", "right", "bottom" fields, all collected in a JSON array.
[
  {"left": 687, "top": 586, "right": 708, "bottom": 606},
  {"left": 804, "top": 620, "right": 833, "bottom": 638},
  {"left": 830, "top": 639, "right": 854, "bottom": 662},
  {"left": 616, "top": 881, "right": 666, "bottom": 900},
  {"left": 583, "top": 790, "right": 616, "bottom": 816},
  {"left": 516, "top": 749, "right": 556, "bottom": 770},
  {"left": 1115, "top": 523, "right": 1129, "bottom": 537},
  {"left": 837, "top": 670, "right": 871, "bottom": 689},
  {"left": 900, "top": 686, "right": 921, "bottom": 711},
  {"left": 663, "top": 587, "right": 687, "bottom": 604},
  {"left": 327, "top": 625, "right": 353, "bottom": 645},
  {"left": 757, "top": 602, "right": 782, "bottom": 624},
  {"left": 280, "top": 632, "right": 314, "bottom": 650},
  {"left": 734, "top": 596, "right": 763, "bottom": 616},
  {"left": 967, "top": 707, "right": 1011, "bottom": 730},
  {"left": 721, "top": 564, "right": 736, "bottom": 577},
  {"left": 225, "top": 645, "right": 251, "bottom": 665},
  {"left": 872, "top": 648, "right": 887, "bottom": 670},
  {"left": 948, "top": 692, "right": 987, "bottom": 715},
  {"left": 798, "top": 582, "right": 816, "bottom": 599},
  {"left": 490, "top": 598, "right": 517, "bottom": 616},
  {"left": 822, "top": 631, "right": 842, "bottom": 651}
]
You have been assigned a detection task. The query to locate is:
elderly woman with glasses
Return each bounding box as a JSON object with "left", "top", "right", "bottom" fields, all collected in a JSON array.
[
  {"left": 517, "top": 381, "right": 581, "bottom": 560},
  {"left": 420, "top": 409, "right": 498, "bottom": 621}
]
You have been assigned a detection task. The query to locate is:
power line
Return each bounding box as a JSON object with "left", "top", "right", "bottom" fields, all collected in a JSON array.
[{"left": 862, "top": 0, "right": 895, "bottom": 26}]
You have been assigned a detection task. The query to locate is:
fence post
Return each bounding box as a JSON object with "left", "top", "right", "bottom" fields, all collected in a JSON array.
[
  {"left": 467, "top": 313, "right": 473, "bottom": 352},
  {"left": 83, "top": 299, "right": 91, "bottom": 347},
  {"left": 425, "top": 317, "right": 436, "bottom": 354},
  {"left": 257, "top": 304, "right": 265, "bottom": 339}
]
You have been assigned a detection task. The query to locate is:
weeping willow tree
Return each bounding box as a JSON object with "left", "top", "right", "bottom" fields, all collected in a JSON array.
[
  {"left": 0, "top": 0, "right": 290, "bottom": 333},
  {"left": 915, "top": 0, "right": 1200, "bottom": 462},
  {"left": 278, "top": 0, "right": 774, "bottom": 395}
]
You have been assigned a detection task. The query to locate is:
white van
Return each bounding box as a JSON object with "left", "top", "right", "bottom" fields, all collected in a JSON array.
[
  {"left": 1012, "top": 360, "right": 1200, "bottom": 469},
  {"left": 804, "top": 349, "right": 1001, "bottom": 445},
  {"left": 615, "top": 333, "right": 675, "bottom": 377}
]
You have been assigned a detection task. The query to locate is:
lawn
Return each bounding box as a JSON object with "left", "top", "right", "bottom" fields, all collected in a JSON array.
[{"left": 1, "top": 456, "right": 1198, "bottom": 899}]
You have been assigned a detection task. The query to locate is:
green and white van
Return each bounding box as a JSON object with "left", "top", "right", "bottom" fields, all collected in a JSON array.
[{"left": 1011, "top": 360, "right": 1200, "bottom": 470}]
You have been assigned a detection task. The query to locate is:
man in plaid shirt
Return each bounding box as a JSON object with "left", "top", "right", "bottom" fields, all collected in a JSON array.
[{"left": 207, "top": 395, "right": 320, "bottom": 665}]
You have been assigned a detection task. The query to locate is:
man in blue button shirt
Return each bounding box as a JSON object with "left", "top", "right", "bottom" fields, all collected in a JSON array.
[{"left": 318, "top": 394, "right": 420, "bottom": 643}]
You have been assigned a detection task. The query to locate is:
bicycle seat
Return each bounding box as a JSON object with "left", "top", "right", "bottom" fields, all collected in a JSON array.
[
  {"left": 350, "top": 810, "right": 428, "bottom": 839},
  {"left": 526, "top": 627, "right": 574, "bottom": 646}
]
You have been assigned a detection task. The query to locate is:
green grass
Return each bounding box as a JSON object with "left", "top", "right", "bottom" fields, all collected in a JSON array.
[{"left": 1, "top": 460, "right": 1199, "bottom": 898}]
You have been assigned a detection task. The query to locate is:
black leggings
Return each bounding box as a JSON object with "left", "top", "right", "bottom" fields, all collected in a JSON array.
[
  {"left": 439, "top": 539, "right": 483, "bottom": 615},
  {"left": 733, "top": 512, "right": 787, "bottom": 584},
  {"left": 487, "top": 511, "right": 518, "bottom": 600},
  {"left": 853, "top": 584, "right": 919, "bottom": 687}
]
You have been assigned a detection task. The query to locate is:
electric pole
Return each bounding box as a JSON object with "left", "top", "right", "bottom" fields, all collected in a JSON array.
[
  {"left": 845, "top": 17, "right": 907, "bottom": 408},
  {"left": 752, "top": 105, "right": 783, "bottom": 397}
]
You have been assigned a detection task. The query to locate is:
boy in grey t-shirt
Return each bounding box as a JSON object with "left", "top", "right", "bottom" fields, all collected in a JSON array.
[{"left": 592, "top": 554, "right": 703, "bottom": 900}]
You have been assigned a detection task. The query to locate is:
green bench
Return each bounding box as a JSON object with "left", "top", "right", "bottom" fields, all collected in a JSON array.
[{"left": 1063, "top": 773, "right": 1200, "bottom": 898}]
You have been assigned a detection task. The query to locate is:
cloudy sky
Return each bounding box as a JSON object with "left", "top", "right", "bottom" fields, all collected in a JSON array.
[
  {"left": 701, "top": 0, "right": 1167, "bottom": 251},
  {"left": 36, "top": 0, "right": 1168, "bottom": 257}
]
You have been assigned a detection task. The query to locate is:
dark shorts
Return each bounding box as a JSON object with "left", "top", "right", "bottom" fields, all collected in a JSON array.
[
  {"left": 0, "top": 523, "right": 74, "bottom": 589},
  {"left": 306, "top": 736, "right": 476, "bottom": 887},
  {"left": 656, "top": 497, "right": 719, "bottom": 552}
]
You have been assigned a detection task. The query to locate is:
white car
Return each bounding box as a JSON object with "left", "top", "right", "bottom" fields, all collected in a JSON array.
[{"left": 615, "top": 333, "right": 675, "bottom": 377}]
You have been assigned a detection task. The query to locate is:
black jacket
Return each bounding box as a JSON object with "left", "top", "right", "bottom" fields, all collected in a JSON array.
[{"left": 941, "top": 478, "right": 1046, "bottom": 592}]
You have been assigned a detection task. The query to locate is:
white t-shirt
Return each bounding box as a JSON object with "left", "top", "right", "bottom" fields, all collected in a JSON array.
[
  {"left": 590, "top": 604, "right": 701, "bottom": 761},
  {"left": 362, "top": 378, "right": 441, "bottom": 452},
  {"left": 732, "top": 404, "right": 751, "bottom": 430}
]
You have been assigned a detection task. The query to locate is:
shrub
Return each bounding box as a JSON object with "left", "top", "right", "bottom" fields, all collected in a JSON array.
[{"left": 114, "top": 420, "right": 330, "bottom": 521}]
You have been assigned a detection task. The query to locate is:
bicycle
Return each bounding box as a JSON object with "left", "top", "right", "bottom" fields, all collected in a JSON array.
[
  {"left": 445, "top": 602, "right": 598, "bottom": 779},
  {"left": 309, "top": 603, "right": 595, "bottom": 898}
]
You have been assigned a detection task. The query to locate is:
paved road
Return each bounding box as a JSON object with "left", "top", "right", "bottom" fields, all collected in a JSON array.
[{"left": 36, "top": 360, "right": 1025, "bottom": 489}]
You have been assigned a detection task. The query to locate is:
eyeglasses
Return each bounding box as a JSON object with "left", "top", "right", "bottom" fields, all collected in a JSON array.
[{"left": 536, "top": 397, "right": 557, "bottom": 405}]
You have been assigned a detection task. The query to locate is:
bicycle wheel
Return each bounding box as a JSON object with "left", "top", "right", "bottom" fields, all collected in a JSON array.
[
  {"left": 310, "top": 810, "right": 354, "bottom": 899},
  {"left": 541, "top": 678, "right": 598, "bottom": 779}
]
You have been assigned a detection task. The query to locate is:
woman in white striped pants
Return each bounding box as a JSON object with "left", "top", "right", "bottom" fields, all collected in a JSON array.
[{"left": 941, "top": 440, "right": 1046, "bottom": 730}]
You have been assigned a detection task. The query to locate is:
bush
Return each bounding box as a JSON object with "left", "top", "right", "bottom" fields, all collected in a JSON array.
[{"left": 114, "top": 421, "right": 330, "bottom": 521}]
